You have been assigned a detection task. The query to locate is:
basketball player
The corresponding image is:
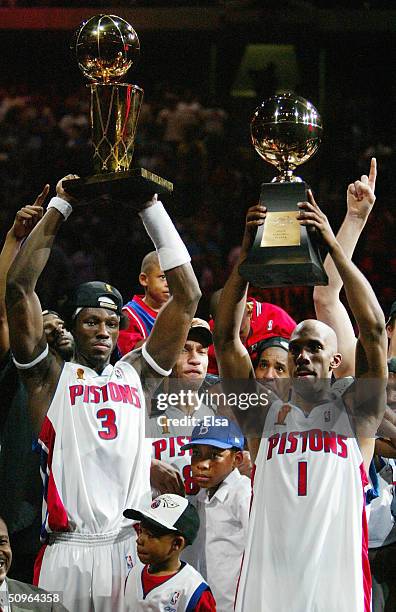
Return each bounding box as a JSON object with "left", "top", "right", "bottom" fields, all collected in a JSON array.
[
  {"left": 214, "top": 191, "right": 387, "bottom": 611},
  {"left": 149, "top": 318, "right": 215, "bottom": 497},
  {"left": 0, "top": 190, "right": 74, "bottom": 582},
  {"left": 5, "top": 175, "right": 201, "bottom": 612}
]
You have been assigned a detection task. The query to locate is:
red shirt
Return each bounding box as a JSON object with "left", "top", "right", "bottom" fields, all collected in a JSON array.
[
  {"left": 141, "top": 564, "right": 216, "bottom": 611},
  {"left": 118, "top": 295, "right": 158, "bottom": 355},
  {"left": 208, "top": 298, "right": 296, "bottom": 374}
]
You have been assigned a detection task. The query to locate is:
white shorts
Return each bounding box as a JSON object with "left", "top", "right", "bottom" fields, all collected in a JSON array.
[{"left": 34, "top": 528, "right": 137, "bottom": 612}]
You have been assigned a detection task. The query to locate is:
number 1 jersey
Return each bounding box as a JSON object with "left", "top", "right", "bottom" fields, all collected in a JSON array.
[{"left": 235, "top": 391, "right": 371, "bottom": 612}]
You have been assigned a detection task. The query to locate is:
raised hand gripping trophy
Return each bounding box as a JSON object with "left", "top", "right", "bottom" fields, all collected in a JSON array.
[
  {"left": 239, "top": 92, "right": 328, "bottom": 287},
  {"left": 64, "top": 14, "right": 172, "bottom": 202}
]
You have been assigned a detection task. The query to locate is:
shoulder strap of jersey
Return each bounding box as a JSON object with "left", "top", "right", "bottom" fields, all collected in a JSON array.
[{"left": 186, "top": 582, "right": 211, "bottom": 612}]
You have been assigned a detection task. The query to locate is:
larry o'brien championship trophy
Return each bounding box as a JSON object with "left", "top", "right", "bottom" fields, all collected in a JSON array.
[
  {"left": 239, "top": 92, "right": 328, "bottom": 287},
  {"left": 64, "top": 14, "right": 172, "bottom": 201}
]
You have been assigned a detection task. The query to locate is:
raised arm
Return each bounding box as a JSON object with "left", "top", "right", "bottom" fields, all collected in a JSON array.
[
  {"left": 213, "top": 204, "right": 266, "bottom": 380},
  {"left": 6, "top": 176, "right": 77, "bottom": 432},
  {"left": 0, "top": 189, "right": 48, "bottom": 360},
  {"left": 298, "top": 192, "right": 387, "bottom": 469},
  {"left": 121, "top": 196, "right": 201, "bottom": 382},
  {"left": 313, "top": 158, "right": 377, "bottom": 378}
]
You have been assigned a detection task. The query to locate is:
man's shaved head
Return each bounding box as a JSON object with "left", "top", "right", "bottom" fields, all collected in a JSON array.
[
  {"left": 141, "top": 251, "right": 160, "bottom": 275},
  {"left": 288, "top": 319, "right": 342, "bottom": 394},
  {"left": 291, "top": 319, "right": 339, "bottom": 354}
]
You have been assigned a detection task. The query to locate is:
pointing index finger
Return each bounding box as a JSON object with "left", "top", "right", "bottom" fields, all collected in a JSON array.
[
  {"left": 34, "top": 184, "right": 50, "bottom": 207},
  {"left": 368, "top": 157, "right": 377, "bottom": 191}
]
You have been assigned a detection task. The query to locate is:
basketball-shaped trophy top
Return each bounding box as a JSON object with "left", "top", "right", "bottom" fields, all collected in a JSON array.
[
  {"left": 251, "top": 92, "right": 322, "bottom": 180},
  {"left": 71, "top": 14, "right": 140, "bottom": 84}
]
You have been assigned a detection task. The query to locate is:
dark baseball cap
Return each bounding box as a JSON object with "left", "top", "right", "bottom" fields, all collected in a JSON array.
[
  {"left": 256, "top": 336, "right": 290, "bottom": 356},
  {"left": 386, "top": 301, "right": 396, "bottom": 325},
  {"left": 180, "top": 416, "right": 244, "bottom": 451},
  {"left": 388, "top": 358, "right": 396, "bottom": 374},
  {"left": 124, "top": 494, "right": 200, "bottom": 545},
  {"left": 66, "top": 281, "right": 123, "bottom": 319}
]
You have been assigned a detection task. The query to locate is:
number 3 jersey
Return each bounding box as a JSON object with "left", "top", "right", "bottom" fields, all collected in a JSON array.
[
  {"left": 235, "top": 388, "right": 371, "bottom": 612},
  {"left": 38, "top": 361, "right": 152, "bottom": 539}
]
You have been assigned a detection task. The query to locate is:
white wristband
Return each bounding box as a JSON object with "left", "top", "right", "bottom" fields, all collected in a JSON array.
[
  {"left": 13, "top": 345, "right": 49, "bottom": 370},
  {"left": 47, "top": 196, "right": 73, "bottom": 220},
  {"left": 142, "top": 343, "right": 172, "bottom": 377},
  {"left": 138, "top": 196, "right": 190, "bottom": 271}
]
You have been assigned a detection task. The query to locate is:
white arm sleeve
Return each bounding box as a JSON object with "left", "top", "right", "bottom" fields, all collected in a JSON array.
[{"left": 138, "top": 196, "right": 191, "bottom": 271}]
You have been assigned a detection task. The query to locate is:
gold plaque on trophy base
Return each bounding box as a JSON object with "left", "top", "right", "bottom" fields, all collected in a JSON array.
[{"left": 261, "top": 211, "right": 300, "bottom": 248}]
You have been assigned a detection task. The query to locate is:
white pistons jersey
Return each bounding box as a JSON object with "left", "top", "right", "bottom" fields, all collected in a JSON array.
[
  {"left": 125, "top": 561, "right": 210, "bottom": 611},
  {"left": 38, "top": 361, "right": 152, "bottom": 537},
  {"left": 148, "top": 402, "right": 217, "bottom": 497},
  {"left": 151, "top": 437, "right": 198, "bottom": 496},
  {"left": 235, "top": 391, "right": 371, "bottom": 612}
]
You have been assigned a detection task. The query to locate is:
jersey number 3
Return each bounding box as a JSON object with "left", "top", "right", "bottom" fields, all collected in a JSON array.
[{"left": 97, "top": 408, "right": 118, "bottom": 440}]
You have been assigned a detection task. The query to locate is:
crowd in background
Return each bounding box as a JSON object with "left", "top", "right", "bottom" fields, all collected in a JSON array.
[{"left": 0, "top": 81, "right": 394, "bottom": 320}]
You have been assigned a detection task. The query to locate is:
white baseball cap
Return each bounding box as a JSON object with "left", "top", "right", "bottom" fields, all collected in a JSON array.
[{"left": 123, "top": 494, "right": 200, "bottom": 544}]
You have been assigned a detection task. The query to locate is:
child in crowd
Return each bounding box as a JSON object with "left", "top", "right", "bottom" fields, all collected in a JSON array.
[
  {"left": 123, "top": 494, "right": 216, "bottom": 611},
  {"left": 180, "top": 417, "right": 251, "bottom": 612},
  {"left": 118, "top": 251, "right": 170, "bottom": 354}
]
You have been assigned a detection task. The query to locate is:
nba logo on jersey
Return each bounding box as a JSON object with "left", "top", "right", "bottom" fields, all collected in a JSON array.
[
  {"left": 324, "top": 409, "right": 331, "bottom": 422},
  {"left": 125, "top": 554, "right": 134, "bottom": 573},
  {"left": 170, "top": 592, "right": 180, "bottom": 605},
  {"left": 163, "top": 591, "right": 181, "bottom": 611},
  {"left": 267, "top": 319, "right": 273, "bottom": 331}
]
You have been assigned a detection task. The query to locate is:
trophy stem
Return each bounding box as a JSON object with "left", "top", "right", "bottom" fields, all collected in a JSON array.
[
  {"left": 272, "top": 168, "right": 302, "bottom": 183},
  {"left": 90, "top": 83, "right": 143, "bottom": 174}
]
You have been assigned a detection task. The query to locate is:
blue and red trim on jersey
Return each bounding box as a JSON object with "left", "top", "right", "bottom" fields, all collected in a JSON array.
[
  {"left": 38, "top": 416, "right": 69, "bottom": 542},
  {"left": 123, "top": 295, "right": 156, "bottom": 339}
]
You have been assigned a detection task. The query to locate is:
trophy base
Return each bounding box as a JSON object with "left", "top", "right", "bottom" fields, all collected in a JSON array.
[
  {"left": 63, "top": 168, "right": 173, "bottom": 203},
  {"left": 239, "top": 181, "right": 328, "bottom": 288}
]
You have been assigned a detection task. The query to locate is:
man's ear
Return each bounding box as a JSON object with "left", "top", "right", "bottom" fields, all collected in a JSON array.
[
  {"left": 139, "top": 272, "right": 148, "bottom": 288},
  {"left": 386, "top": 323, "right": 395, "bottom": 340},
  {"left": 329, "top": 353, "right": 342, "bottom": 371}
]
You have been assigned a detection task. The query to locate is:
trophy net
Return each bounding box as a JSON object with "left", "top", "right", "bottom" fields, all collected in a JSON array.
[{"left": 90, "top": 83, "right": 143, "bottom": 174}]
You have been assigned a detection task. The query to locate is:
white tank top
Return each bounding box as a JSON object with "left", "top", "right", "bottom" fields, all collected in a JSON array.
[
  {"left": 235, "top": 390, "right": 371, "bottom": 612},
  {"left": 38, "top": 360, "right": 152, "bottom": 537},
  {"left": 125, "top": 561, "right": 209, "bottom": 611}
]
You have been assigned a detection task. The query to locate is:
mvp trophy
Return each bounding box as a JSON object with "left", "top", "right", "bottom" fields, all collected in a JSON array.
[
  {"left": 239, "top": 92, "right": 328, "bottom": 288},
  {"left": 64, "top": 14, "right": 172, "bottom": 202}
]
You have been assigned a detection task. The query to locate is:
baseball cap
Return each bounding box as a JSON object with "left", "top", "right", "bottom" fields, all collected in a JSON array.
[
  {"left": 123, "top": 494, "right": 200, "bottom": 545},
  {"left": 41, "top": 309, "right": 61, "bottom": 318},
  {"left": 256, "top": 336, "right": 289, "bottom": 355},
  {"left": 386, "top": 301, "right": 396, "bottom": 325},
  {"left": 388, "top": 358, "right": 396, "bottom": 374},
  {"left": 65, "top": 281, "right": 123, "bottom": 319},
  {"left": 188, "top": 318, "right": 212, "bottom": 347},
  {"left": 180, "top": 416, "right": 244, "bottom": 451}
]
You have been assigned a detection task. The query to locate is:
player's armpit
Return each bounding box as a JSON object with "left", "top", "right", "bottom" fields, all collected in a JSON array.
[{"left": 19, "top": 352, "right": 62, "bottom": 435}]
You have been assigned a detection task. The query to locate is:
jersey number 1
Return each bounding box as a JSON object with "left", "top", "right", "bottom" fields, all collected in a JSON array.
[{"left": 297, "top": 461, "right": 307, "bottom": 496}]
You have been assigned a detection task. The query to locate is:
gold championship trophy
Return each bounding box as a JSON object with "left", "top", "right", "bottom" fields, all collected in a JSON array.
[
  {"left": 239, "top": 92, "right": 328, "bottom": 287},
  {"left": 64, "top": 14, "right": 172, "bottom": 201}
]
